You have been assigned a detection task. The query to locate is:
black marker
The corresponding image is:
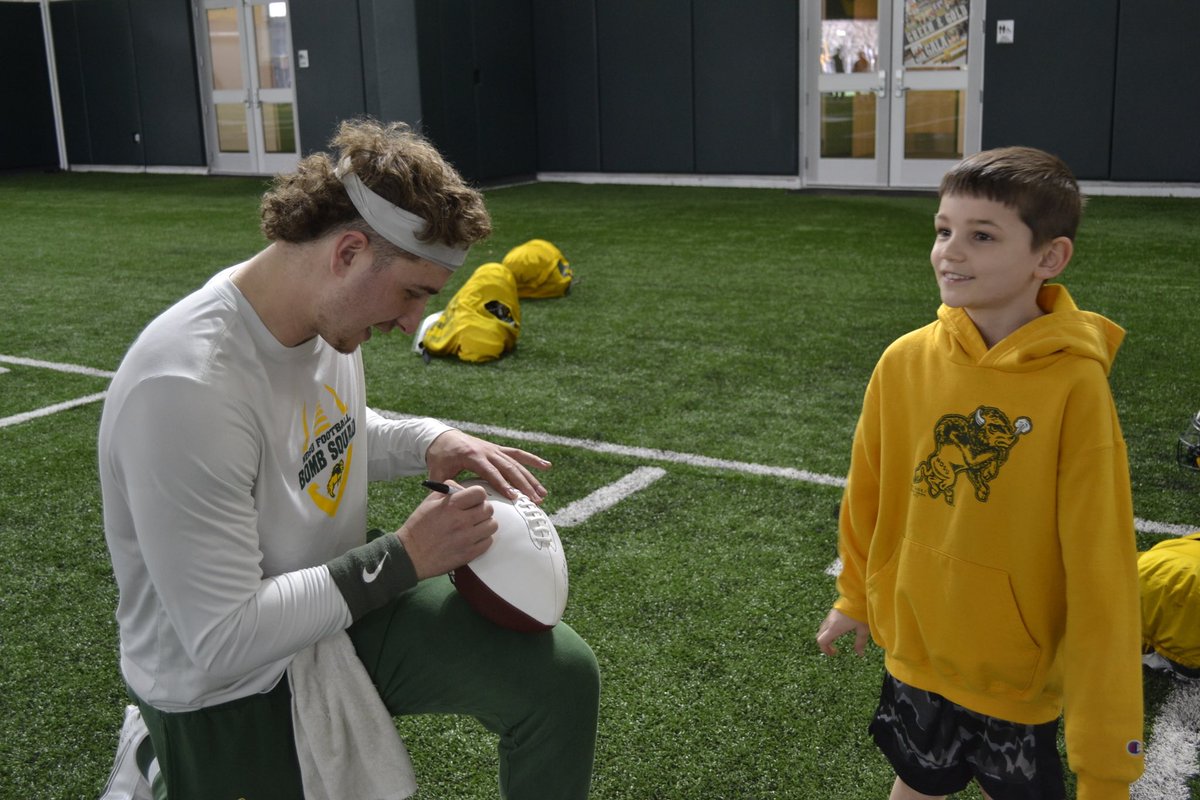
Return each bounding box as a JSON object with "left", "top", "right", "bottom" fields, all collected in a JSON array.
[{"left": 422, "top": 480, "right": 461, "bottom": 495}]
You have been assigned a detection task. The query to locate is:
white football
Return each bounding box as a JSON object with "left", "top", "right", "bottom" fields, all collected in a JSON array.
[{"left": 450, "top": 479, "right": 568, "bottom": 632}]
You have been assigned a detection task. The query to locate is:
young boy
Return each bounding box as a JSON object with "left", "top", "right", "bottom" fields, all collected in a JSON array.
[{"left": 816, "top": 147, "right": 1144, "bottom": 800}]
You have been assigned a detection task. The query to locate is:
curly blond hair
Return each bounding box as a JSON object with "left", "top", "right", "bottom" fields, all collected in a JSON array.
[{"left": 260, "top": 118, "right": 491, "bottom": 253}]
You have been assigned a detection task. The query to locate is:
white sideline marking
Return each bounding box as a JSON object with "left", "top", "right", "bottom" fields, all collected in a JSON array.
[
  {"left": 550, "top": 466, "right": 667, "bottom": 528},
  {"left": 0, "top": 354, "right": 115, "bottom": 379},
  {"left": 377, "top": 411, "right": 848, "bottom": 488},
  {"left": 378, "top": 411, "right": 1199, "bottom": 537},
  {"left": 1132, "top": 681, "right": 1200, "bottom": 800},
  {"left": 1136, "top": 518, "right": 1198, "bottom": 537},
  {"left": 0, "top": 355, "right": 114, "bottom": 430},
  {"left": 0, "top": 392, "right": 109, "bottom": 429}
]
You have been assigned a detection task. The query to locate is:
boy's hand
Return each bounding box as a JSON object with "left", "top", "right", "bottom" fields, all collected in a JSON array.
[{"left": 816, "top": 608, "right": 871, "bottom": 656}]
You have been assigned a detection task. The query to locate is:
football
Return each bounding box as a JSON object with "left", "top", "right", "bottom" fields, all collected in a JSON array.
[{"left": 450, "top": 479, "right": 568, "bottom": 632}]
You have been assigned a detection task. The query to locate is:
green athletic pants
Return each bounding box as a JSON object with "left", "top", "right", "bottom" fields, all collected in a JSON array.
[{"left": 135, "top": 576, "right": 600, "bottom": 799}]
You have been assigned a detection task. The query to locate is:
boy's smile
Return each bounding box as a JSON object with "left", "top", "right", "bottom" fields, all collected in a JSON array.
[{"left": 931, "top": 193, "right": 1070, "bottom": 347}]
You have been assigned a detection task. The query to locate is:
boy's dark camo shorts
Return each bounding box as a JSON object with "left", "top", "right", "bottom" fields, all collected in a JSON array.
[{"left": 869, "top": 671, "right": 1066, "bottom": 800}]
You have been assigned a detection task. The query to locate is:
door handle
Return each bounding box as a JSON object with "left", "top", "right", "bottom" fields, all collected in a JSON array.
[
  {"left": 876, "top": 70, "right": 887, "bottom": 98},
  {"left": 894, "top": 68, "right": 908, "bottom": 98}
]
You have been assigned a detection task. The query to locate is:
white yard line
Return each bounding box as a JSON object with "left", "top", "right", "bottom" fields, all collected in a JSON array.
[
  {"left": 1132, "top": 680, "right": 1200, "bottom": 800},
  {"left": 377, "top": 411, "right": 848, "bottom": 487},
  {"left": 550, "top": 466, "right": 667, "bottom": 528},
  {"left": 1136, "top": 518, "right": 1199, "bottom": 537},
  {"left": 0, "top": 354, "right": 115, "bottom": 379},
  {"left": 0, "top": 392, "right": 108, "bottom": 429},
  {"left": 0, "top": 354, "right": 114, "bottom": 429},
  {"left": 377, "top": 411, "right": 1199, "bottom": 537}
]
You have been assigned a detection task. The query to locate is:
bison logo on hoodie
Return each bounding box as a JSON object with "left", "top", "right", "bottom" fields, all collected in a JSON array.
[{"left": 913, "top": 406, "right": 1031, "bottom": 506}]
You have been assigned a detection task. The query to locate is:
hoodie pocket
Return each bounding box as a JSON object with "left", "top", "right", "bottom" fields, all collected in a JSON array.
[{"left": 868, "top": 538, "right": 1043, "bottom": 695}]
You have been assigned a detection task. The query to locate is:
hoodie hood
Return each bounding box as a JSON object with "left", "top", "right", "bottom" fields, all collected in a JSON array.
[{"left": 935, "top": 284, "right": 1124, "bottom": 375}]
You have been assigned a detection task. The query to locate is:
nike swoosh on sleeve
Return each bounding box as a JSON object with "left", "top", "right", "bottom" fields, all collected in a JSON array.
[{"left": 362, "top": 552, "right": 389, "bottom": 583}]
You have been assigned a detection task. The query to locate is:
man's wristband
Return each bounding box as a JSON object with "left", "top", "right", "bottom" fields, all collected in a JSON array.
[{"left": 326, "top": 532, "right": 418, "bottom": 621}]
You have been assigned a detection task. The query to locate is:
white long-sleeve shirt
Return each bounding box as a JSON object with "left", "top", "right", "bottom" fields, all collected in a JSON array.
[{"left": 99, "top": 267, "right": 450, "bottom": 711}]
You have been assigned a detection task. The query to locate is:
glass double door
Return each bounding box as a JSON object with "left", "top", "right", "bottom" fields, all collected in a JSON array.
[
  {"left": 196, "top": 0, "right": 299, "bottom": 175},
  {"left": 806, "top": 0, "right": 984, "bottom": 188}
]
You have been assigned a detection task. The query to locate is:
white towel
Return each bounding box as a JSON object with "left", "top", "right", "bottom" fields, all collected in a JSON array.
[
  {"left": 97, "top": 705, "right": 154, "bottom": 800},
  {"left": 288, "top": 631, "right": 417, "bottom": 800}
]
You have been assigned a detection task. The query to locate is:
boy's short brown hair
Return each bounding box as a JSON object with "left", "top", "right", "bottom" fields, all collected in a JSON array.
[{"left": 939, "top": 146, "right": 1083, "bottom": 248}]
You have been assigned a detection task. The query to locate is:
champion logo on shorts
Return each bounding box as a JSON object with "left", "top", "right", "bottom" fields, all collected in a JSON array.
[{"left": 1126, "top": 739, "right": 1144, "bottom": 756}]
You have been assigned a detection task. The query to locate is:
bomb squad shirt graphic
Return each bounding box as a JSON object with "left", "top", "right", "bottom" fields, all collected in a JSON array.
[
  {"left": 912, "top": 405, "right": 1031, "bottom": 506},
  {"left": 297, "top": 384, "right": 357, "bottom": 517}
]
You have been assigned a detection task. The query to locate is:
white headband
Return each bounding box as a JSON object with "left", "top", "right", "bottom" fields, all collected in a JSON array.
[{"left": 335, "top": 157, "right": 468, "bottom": 270}]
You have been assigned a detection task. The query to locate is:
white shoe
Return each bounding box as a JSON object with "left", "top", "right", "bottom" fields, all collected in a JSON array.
[
  {"left": 1144, "top": 651, "right": 1200, "bottom": 682},
  {"left": 97, "top": 705, "right": 154, "bottom": 800}
]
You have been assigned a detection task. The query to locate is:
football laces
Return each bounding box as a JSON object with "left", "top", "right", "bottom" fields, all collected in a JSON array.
[{"left": 514, "top": 496, "right": 556, "bottom": 551}]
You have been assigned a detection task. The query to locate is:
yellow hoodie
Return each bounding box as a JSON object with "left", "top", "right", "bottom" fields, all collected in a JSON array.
[{"left": 835, "top": 284, "right": 1143, "bottom": 799}]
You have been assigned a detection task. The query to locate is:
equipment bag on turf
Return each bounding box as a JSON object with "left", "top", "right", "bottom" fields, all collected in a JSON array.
[
  {"left": 1138, "top": 532, "right": 1200, "bottom": 670},
  {"left": 502, "top": 239, "right": 573, "bottom": 299},
  {"left": 420, "top": 263, "right": 521, "bottom": 363}
]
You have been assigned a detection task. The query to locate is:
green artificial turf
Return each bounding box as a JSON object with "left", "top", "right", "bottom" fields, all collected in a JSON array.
[{"left": 1, "top": 171, "right": 1197, "bottom": 799}]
